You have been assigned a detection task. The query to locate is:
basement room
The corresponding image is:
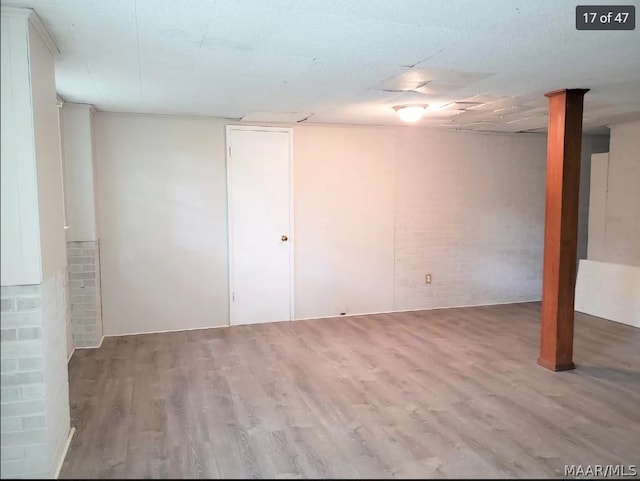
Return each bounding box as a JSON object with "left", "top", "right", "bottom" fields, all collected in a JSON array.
[{"left": 1, "top": 0, "right": 639, "bottom": 479}]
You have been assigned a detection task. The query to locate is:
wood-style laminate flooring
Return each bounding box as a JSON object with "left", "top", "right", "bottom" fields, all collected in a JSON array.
[{"left": 61, "top": 302, "right": 640, "bottom": 479}]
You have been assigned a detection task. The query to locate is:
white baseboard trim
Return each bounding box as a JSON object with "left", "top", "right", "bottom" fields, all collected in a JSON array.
[
  {"left": 103, "top": 324, "right": 227, "bottom": 338},
  {"left": 54, "top": 426, "right": 75, "bottom": 479},
  {"left": 231, "top": 317, "right": 291, "bottom": 327},
  {"left": 67, "top": 348, "right": 75, "bottom": 363},
  {"left": 295, "top": 298, "right": 542, "bottom": 322},
  {"left": 101, "top": 299, "right": 542, "bottom": 338}
]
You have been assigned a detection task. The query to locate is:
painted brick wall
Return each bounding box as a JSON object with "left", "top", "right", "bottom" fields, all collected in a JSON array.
[
  {"left": 40, "top": 270, "right": 71, "bottom": 477},
  {"left": 1, "top": 285, "right": 48, "bottom": 478},
  {"left": 67, "top": 241, "right": 103, "bottom": 347},
  {"left": 1, "top": 273, "right": 72, "bottom": 478},
  {"left": 394, "top": 131, "right": 547, "bottom": 311}
]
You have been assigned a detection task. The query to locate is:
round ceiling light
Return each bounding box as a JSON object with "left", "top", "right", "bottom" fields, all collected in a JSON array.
[{"left": 393, "top": 104, "right": 428, "bottom": 123}]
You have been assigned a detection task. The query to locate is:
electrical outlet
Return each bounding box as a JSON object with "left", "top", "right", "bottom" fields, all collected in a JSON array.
[{"left": 425, "top": 274, "right": 432, "bottom": 284}]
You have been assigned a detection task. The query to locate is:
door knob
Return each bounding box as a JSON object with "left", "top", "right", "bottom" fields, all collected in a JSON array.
[{"left": 281, "top": 235, "right": 288, "bottom": 242}]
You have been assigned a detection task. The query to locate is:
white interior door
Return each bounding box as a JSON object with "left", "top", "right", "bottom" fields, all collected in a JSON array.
[{"left": 227, "top": 126, "right": 292, "bottom": 325}]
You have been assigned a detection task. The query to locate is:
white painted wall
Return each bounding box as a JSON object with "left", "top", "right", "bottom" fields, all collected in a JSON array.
[
  {"left": 587, "top": 152, "right": 610, "bottom": 261},
  {"left": 26, "top": 18, "right": 71, "bottom": 478},
  {"left": 602, "top": 120, "right": 640, "bottom": 267},
  {"left": 577, "top": 136, "right": 610, "bottom": 262},
  {"left": 0, "top": 8, "right": 70, "bottom": 478},
  {"left": 0, "top": 14, "right": 41, "bottom": 286},
  {"left": 60, "top": 103, "right": 98, "bottom": 242},
  {"left": 59, "top": 103, "right": 103, "bottom": 353},
  {"left": 394, "top": 130, "right": 547, "bottom": 310},
  {"left": 294, "top": 125, "right": 396, "bottom": 319},
  {"left": 575, "top": 260, "right": 640, "bottom": 328},
  {"left": 94, "top": 114, "right": 229, "bottom": 335},
  {"left": 96, "top": 113, "right": 612, "bottom": 335},
  {"left": 58, "top": 103, "right": 74, "bottom": 358},
  {"left": 96, "top": 113, "right": 613, "bottom": 335},
  {"left": 575, "top": 120, "right": 640, "bottom": 327}
]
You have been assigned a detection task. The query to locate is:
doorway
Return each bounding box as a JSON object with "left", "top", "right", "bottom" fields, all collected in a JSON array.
[{"left": 226, "top": 126, "right": 293, "bottom": 325}]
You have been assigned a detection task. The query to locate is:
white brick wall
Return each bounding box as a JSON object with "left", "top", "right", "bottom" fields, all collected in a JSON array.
[
  {"left": 393, "top": 131, "right": 547, "bottom": 311},
  {"left": 1, "top": 273, "right": 71, "bottom": 479},
  {"left": 40, "top": 270, "right": 71, "bottom": 477},
  {"left": 1, "top": 285, "right": 48, "bottom": 479},
  {"left": 67, "top": 241, "right": 103, "bottom": 347}
]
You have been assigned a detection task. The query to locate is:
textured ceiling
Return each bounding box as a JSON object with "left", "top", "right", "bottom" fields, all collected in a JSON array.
[{"left": 3, "top": 0, "right": 640, "bottom": 132}]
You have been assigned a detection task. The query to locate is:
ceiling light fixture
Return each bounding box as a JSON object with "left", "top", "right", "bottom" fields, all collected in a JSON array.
[{"left": 393, "top": 104, "right": 428, "bottom": 123}]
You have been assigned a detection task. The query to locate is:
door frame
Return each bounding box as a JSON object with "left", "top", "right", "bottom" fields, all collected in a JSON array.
[{"left": 225, "top": 124, "right": 295, "bottom": 326}]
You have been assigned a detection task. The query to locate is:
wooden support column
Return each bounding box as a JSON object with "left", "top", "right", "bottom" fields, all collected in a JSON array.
[{"left": 538, "top": 88, "right": 589, "bottom": 372}]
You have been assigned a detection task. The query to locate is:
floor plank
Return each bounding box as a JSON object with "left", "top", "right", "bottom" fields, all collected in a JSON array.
[{"left": 60, "top": 302, "right": 640, "bottom": 479}]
